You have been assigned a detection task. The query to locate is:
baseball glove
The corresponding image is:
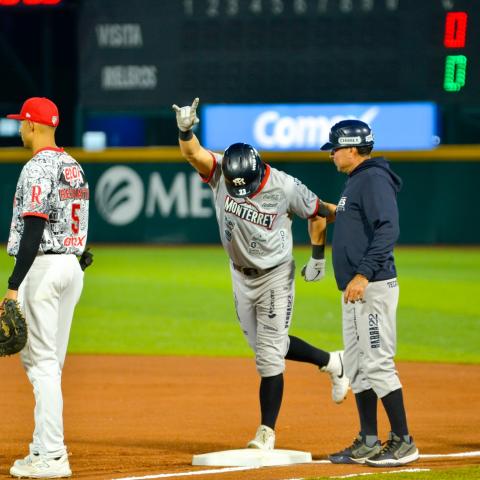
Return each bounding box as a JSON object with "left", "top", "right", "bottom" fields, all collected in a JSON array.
[
  {"left": 79, "top": 247, "right": 94, "bottom": 271},
  {"left": 0, "top": 299, "right": 27, "bottom": 357}
]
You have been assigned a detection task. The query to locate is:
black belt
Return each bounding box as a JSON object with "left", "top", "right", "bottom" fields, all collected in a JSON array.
[
  {"left": 43, "top": 251, "right": 63, "bottom": 255},
  {"left": 232, "top": 263, "right": 278, "bottom": 277}
]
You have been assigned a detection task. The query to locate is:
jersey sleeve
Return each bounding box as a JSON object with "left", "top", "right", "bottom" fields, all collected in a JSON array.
[
  {"left": 200, "top": 151, "right": 223, "bottom": 191},
  {"left": 19, "top": 161, "right": 54, "bottom": 219},
  {"left": 285, "top": 174, "right": 320, "bottom": 219}
]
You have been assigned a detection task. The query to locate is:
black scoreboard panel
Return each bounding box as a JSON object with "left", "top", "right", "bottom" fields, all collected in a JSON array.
[{"left": 78, "top": 0, "right": 478, "bottom": 109}]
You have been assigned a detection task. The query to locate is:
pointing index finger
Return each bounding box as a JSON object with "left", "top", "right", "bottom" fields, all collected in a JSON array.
[{"left": 191, "top": 97, "right": 199, "bottom": 110}]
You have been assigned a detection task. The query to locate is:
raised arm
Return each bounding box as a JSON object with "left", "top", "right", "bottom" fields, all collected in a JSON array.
[{"left": 172, "top": 98, "right": 214, "bottom": 177}]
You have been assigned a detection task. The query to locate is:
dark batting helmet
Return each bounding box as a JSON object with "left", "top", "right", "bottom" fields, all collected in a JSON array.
[
  {"left": 222, "top": 143, "right": 265, "bottom": 198},
  {"left": 321, "top": 119, "right": 374, "bottom": 151}
]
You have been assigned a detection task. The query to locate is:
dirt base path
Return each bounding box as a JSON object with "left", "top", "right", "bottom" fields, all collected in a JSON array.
[{"left": 1, "top": 356, "right": 479, "bottom": 479}]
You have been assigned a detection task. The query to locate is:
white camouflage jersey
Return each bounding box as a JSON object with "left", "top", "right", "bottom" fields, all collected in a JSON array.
[
  {"left": 7, "top": 147, "right": 89, "bottom": 256},
  {"left": 204, "top": 152, "right": 319, "bottom": 269}
]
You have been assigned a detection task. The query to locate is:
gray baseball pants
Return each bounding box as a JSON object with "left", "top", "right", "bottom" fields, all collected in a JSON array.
[
  {"left": 230, "top": 260, "right": 294, "bottom": 377},
  {"left": 342, "top": 278, "right": 402, "bottom": 398}
]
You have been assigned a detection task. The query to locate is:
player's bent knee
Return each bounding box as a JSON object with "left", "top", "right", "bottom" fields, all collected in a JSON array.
[
  {"left": 365, "top": 369, "right": 402, "bottom": 398},
  {"left": 256, "top": 364, "right": 285, "bottom": 377},
  {"left": 255, "top": 355, "right": 285, "bottom": 377}
]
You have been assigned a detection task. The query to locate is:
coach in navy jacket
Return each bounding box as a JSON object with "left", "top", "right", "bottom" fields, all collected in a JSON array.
[
  {"left": 332, "top": 156, "right": 402, "bottom": 291},
  {"left": 321, "top": 119, "right": 419, "bottom": 467}
]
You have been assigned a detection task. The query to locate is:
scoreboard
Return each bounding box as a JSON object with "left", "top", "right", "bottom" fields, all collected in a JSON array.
[{"left": 78, "top": 0, "right": 479, "bottom": 109}]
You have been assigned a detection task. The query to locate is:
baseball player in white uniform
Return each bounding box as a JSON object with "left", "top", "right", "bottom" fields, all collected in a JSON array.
[
  {"left": 173, "top": 98, "right": 349, "bottom": 449},
  {"left": 3, "top": 97, "right": 89, "bottom": 478}
]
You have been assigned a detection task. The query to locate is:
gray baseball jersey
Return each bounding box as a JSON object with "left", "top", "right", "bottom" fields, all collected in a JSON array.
[
  {"left": 8, "top": 147, "right": 89, "bottom": 256},
  {"left": 204, "top": 152, "right": 319, "bottom": 269}
]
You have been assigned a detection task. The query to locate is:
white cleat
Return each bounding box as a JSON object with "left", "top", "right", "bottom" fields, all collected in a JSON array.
[
  {"left": 10, "top": 453, "right": 71, "bottom": 478},
  {"left": 247, "top": 425, "right": 275, "bottom": 450},
  {"left": 321, "top": 350, "right": 350, "bottom": 404},
  {"left": 13, "top": 453, "right": 39, "bottom": 468}
]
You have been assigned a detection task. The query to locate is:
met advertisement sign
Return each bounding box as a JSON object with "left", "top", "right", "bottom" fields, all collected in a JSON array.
[{"left": 201, "top": 103, "right": 438, "bottom": 151}]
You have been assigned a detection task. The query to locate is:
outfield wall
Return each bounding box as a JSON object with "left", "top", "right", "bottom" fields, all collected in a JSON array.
[{"left": 0, "top": 146, "right": 478, "bottom": 244}]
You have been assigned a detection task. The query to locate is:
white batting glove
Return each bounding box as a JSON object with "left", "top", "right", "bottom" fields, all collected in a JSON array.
[
  {"left": 172, "top": 97, "right": 200, "bottom": 132},
  {"left": 301, "top": 258, "right": 326, "bottom": 282}
]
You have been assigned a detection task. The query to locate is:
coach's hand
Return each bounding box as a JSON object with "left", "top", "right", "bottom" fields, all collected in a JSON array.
[
  {"left": 301, "top": 258, "right": 326, "bottom": 282},
  {"left": 344, "top": 274, "right": 369, "bottom": 303},
  {"left": 172, "top": 98, "right": 200, "bottom": 132}
]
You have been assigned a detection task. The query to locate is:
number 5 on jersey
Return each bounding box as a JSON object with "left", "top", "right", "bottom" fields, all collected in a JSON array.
[{"left": 71, "top": 203, "right": 80, "bottom": 234}]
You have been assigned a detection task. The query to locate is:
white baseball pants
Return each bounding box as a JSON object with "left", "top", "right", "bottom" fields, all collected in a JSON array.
[{"left": 18, "top": 254, "right": 83, "bottom": 459}]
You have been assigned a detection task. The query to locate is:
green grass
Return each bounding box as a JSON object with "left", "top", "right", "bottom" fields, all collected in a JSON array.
[
  {"left": 308, "top": 465, "right": 480, "bottom": 480},
  {"left": 2, "top": 246, "right": 479, "bottom": 362}
]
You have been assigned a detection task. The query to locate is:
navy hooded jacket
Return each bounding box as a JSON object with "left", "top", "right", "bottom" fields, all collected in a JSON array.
[{"left": 332, "top": 157, "right": 402, "bottom": 291}]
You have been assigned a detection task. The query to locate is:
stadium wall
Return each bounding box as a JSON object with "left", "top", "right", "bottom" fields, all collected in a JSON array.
[{"left": 0, "top": 146, "right": 478, "bottom": 244}]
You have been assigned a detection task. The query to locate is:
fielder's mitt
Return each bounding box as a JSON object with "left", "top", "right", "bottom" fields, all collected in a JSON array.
[{"left": 0, "top": 299, "right": 27, "bottom": 356}]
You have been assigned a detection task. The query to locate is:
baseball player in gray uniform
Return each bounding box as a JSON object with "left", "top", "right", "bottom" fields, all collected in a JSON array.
[
  {"left": 3, "top": 97, "right": 89, "bottom": 478},
  {"left": 173, "top": 98, "right": 349, "bottom": 450},
  {"left": 322, "top": 120, "right": 419, "bottom": 467}
]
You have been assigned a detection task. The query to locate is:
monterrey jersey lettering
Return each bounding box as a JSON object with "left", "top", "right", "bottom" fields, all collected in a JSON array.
[
  {"left": 224, "top": 195, "right": 276, "bottom": 230},
  {"left": 205, "top": 153, "right": 318, "bottom": 270}
]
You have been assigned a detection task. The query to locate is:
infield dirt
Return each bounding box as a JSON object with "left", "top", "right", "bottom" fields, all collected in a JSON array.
[{"left": 1, "top": 356, "right": 479, "bottom": 479}]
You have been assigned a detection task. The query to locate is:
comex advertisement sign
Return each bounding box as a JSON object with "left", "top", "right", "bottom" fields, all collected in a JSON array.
[{"left": 201, "top": 103, "right": 438, "bottom": 151}]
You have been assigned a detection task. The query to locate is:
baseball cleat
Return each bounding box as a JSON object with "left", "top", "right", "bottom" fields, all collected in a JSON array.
[
  {"left": 12, "top": 453, "right": 39, "bottom": 468},
  {"left": 365, "top": 432, "right": 419, "bottom": 467},
  {"left": 321, "top": 350, "right": 349, "bottom": 404},
  {"left": 10, "top": 453, "right": 71, "bottom": 478},
  {"left": 329, "top": 434, "right": 381, "bottom": 464},
  {"left": 247, "top": 424, "right": 275, "bottom": 450}
]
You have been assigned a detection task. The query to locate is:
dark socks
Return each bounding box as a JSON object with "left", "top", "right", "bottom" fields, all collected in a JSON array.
[
  {"left": 355, "top": 389, "right": 378, "bottom": 442},
  {"left": 285, "top": 335, "right": 330, "bottom": 368},
  {"left": 381, "top": 388, "right": 409, "bottom": 438},
  {"left": 259, "top": 373, "right": 284, "bottom": 429}
]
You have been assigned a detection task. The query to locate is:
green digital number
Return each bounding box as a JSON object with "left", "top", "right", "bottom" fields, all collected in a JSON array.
[{"left": 443, "top": 55, "right": 467, "bottom": 92}]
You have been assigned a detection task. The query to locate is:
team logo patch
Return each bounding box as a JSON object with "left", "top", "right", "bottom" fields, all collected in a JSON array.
[
  {"left": 224, "top": 195, "right": 277, "bottom": 230},
  {"left": 31, "top": 186, "right": 42, "bottom": 205},
  {"left": 233, "top": 178, "right": 246, "bottom": 186},
  {"left": 61, "top": 164, "right": 85, "bottom": 188},
  {"left": 336, "top": 196, "right": 347, "bottom": 212},
  {"left": 262, "top": 202, "right": 278, "bottom": 208},
  {"left": 262, "top": 193, "right": 281, "bottom": 201}
]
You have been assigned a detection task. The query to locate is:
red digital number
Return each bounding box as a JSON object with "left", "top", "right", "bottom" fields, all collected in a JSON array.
[
  {"left": 444, "top": 12, "right": 468, "bottom": 48},
  {"left": 71, "top": 204, "right": 80, "bottom": 234},
  {"left": 0, "top": 0, "right": 61, "bottom": 5}
]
